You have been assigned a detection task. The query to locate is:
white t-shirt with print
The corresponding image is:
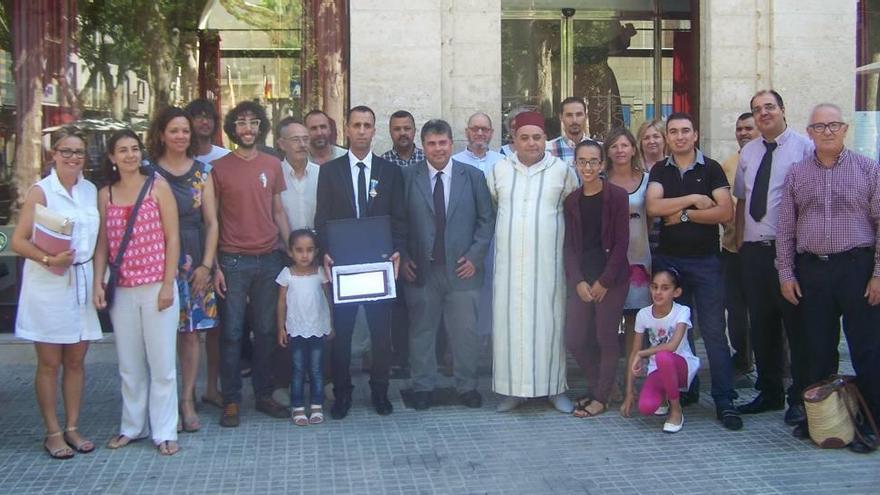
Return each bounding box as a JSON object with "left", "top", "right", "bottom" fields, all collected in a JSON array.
[
  {"left": 275, "top": 266, "right": 332, "bottom": 339},
  {"left": 634, "top": 302, "right": 701, "bottom": 387}
]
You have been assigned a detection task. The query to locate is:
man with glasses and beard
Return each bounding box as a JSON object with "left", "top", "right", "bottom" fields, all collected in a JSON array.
[{"left": 211, "top": 101, "right": 291, "bottom": 427}]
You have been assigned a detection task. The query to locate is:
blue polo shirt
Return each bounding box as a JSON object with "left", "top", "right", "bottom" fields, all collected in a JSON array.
[{"left": 648, "top": 150, "right": 729, "bottom": 257}]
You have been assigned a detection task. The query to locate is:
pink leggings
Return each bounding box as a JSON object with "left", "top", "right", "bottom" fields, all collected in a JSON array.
[{"left": 638, "top": 350, "right": 688, "bottom": 416}]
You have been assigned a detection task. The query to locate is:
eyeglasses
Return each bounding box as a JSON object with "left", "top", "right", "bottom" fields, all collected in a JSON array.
[
  {"left": 234, "top": 119, "right": 261, "bottom": 129},
  {"left": 468, "top": 126, "right": 492, "bottom": 134},
  {"left": 807, "top": 121, "right": 847, "bottom": 134},
  {"left": 575, "top": 158, "right": 603, "bottom": 169},
  {"left": 751, "top": 103, "right": 779, "bottom": 114},
  {"left": 56, "top": 148, "right": 87, "bottom": 158}
]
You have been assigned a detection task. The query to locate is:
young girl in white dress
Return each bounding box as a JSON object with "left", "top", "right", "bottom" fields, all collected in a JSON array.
[
  {"left": 620, "top": 268, "right": 700, "bottom": 433},
  {"left": 276, "top": 229, "right": 333, "bottom": 426}
]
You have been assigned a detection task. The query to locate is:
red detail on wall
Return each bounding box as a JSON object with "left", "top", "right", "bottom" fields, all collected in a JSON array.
[{"left": 673, "top": 31, "right": 692, "bottom": 114}]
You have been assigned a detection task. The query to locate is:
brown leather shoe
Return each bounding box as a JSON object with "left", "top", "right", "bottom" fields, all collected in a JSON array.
[
  {"left": 220, "top": 403, "right": 240, "bottom": 427},
  {"left": 255, "top": 397, "right": 289, "bottom": 419}
]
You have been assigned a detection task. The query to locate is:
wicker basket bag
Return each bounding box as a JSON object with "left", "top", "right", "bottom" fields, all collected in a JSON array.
[{"left": 802, "top": 375, "right": 878, "bottom": 450}]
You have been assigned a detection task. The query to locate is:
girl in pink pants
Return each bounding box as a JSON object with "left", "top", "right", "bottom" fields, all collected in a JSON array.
[{"left": 620, "top": 269, "right": 700, "bottom": 433}]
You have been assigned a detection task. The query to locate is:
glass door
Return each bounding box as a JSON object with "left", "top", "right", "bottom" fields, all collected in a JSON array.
[{"left": 501, "top": 2, "right": 692, "bottom": 142}]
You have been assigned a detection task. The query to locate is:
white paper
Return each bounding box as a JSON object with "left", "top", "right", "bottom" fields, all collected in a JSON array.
[
  {"left": 338, "top": 271, "right": 386, "bottom": 298},
  {"left": 332, "top": 261, "right": 397, "bottom": 304}
]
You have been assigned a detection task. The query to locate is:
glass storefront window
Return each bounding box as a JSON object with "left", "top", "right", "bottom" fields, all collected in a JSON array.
[{"left": 501, "top": 2, "right": 692, "bottom": 143}]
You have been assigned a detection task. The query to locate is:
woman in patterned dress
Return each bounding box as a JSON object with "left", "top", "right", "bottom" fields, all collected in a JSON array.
[{"left": 147, "top": 107, "right": 219, "bottom": 433}]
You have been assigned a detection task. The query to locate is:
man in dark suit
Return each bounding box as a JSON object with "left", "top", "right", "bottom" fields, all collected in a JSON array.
[
  {"left": 315, "top": 105, "right": 406, "bottom": 419},
  {"left": 401, "top": 119, "right": 495, "bottom": 410}
]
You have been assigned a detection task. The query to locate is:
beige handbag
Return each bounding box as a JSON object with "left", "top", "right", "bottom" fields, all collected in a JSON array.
[{"left": 803, "top": 375, "right": 878, "bottom": 450}]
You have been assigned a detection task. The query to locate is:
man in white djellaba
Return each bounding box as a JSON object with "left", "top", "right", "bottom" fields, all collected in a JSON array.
[{"left": 487, "top": 111, "right": 579, "bottom": 413}]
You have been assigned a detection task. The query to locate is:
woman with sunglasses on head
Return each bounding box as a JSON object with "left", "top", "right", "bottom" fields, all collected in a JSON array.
[
  {"left": 12, "top": 126, "right": 101, "bottom": 459},
  {"left": 146, "top": 107, "right": 220, "bottom": 433},
  {"left": 93, "top": 129, "right": 181, "bottom": 456}
]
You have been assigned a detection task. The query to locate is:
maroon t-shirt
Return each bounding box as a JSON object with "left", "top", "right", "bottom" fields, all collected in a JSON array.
[{"left": 212, "top": 150, "right": 286, "bottom": 255}]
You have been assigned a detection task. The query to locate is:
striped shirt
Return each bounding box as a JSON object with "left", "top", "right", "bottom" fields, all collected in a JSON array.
[{"left": 775, "top": 148, "right": 880, "bottom": 282}]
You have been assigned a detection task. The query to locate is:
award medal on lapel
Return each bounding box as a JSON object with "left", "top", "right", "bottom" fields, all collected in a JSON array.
[{"left": 369, "top": 179, "right": 379, "bottom": 198}]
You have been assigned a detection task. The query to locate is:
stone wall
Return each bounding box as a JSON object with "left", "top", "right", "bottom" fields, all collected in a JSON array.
[
  {"left": 700, "top": 0, "right": 857, "bottom": 160},
  {"left": 349, "top": 0, "right": 502, "bottom": 154}
]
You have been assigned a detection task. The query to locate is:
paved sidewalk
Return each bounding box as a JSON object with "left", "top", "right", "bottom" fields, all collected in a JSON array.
[{"left": 0, "top": 336, "right": 876, "bottom": 495}]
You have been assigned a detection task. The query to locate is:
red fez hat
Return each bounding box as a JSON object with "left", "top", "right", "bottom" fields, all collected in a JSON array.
[{"left": 511, "top": 111, "right": 545, "bottom": 133}]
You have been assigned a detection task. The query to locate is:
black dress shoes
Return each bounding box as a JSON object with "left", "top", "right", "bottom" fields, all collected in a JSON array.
[
  {"left": 849, "top": 432, "right": 879, "bottom": 454},
  {"left": 784, "top": 403, "right": 806, "bottom": 426},
  {"left": 411, "top": 391, "right": 432, "bottom": 411},
  {"left": 791, "top": 422, "right": 810, "bottom": 439},
  {"left": 735, "top": 393, "right": 785, "bottom": 414},
  {"left": 459, "top": 390, "right": 483, "bottom": 409},
  {"left": 331, "top": 395, "right": 352, "bottom": 420},
  {"left": 372, "top": 392, "right": 393, "bottom": 416}
]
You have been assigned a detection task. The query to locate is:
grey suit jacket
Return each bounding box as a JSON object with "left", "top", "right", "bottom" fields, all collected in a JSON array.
[{"left": 402, "top": 159, "right": 495, "bottom": 290}]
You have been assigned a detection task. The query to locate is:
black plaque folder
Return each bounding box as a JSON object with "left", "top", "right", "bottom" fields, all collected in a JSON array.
[{"left": 325, "top": 216, "right": 396, "bottom": 304}]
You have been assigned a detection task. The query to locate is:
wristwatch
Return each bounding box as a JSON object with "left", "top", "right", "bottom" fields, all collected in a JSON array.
[{"left": 680, "top": 209, "right": 690, "bottom": 223}]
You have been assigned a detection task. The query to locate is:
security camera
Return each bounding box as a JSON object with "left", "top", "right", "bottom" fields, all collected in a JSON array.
[{"left": 561, "top": 8, "right": 575, "bottom": 18}]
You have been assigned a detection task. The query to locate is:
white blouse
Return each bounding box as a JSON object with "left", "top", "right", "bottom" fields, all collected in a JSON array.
[{"left": 275, "top": 266, "right": 332, "bottom": 339}]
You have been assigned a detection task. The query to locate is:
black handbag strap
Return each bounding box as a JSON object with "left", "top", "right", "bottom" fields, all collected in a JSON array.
[
  {"left": 110, "top": 174, "right": 155, "bottom": 269},
  {"left": 841, "top": 381, "right": 880, "bottom": 451}
]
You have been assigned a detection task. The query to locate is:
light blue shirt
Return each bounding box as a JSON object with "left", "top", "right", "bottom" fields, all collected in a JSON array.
[
  {"left": 733, "top": 127, "right": 814, "bottom": 242},
  {"left": 452, "top": 148, "right": 504, "bottom": 175}
]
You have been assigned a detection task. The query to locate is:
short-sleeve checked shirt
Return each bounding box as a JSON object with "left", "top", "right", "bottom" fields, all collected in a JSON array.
[
  {"left": 381, "top": 146, "right": 425, "bottom": 168},
  {"left": 775, "top": 148, "right": 880, "bottom": 282}
]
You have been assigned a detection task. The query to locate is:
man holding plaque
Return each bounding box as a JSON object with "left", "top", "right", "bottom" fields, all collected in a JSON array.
[
  {"left": 315, "top": 105, "right": 406, "bottom": 419},
  {"left": 401, "top": 119, "right": 495, "bottom": 410}
]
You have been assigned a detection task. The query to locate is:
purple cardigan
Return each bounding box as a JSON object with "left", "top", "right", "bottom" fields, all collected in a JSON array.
[{"left": 563, "top": 180, "right": 630, "bottom": 290}]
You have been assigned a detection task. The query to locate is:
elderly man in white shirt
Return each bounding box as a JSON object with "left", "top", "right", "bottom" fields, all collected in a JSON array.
[{"left": 276, "top": 117, "right": 320, "bottom": 231}]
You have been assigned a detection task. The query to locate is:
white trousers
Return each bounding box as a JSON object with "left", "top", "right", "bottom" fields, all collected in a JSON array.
[{"left": 110, "top": 282, "right": 180, "bottom": 444}]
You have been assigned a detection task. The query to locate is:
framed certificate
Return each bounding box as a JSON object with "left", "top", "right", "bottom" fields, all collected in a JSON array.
[{"left": 332, "top": 261, "right": 397, "bottom": 304}]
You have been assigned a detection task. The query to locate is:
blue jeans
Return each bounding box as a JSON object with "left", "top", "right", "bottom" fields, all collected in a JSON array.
[
  {"left": 218, "top": 251, "right": 284, "bottom": 404},
  {"left": 290, "top": 336, "right": 325, "bottom": 408},
  {"left": 653, "top": 253, "right": 735, "bottom": 407}
]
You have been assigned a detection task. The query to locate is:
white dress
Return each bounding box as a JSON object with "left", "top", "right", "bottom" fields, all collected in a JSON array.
[
  {"left": 488, "top": 152, "right": 579, "bottom": 397},
  {"left": 15, "top": 170, "right": 102, "bottom": 344},
  {"left": 275, "top": 266, "right": 332, "bottom": 338}
]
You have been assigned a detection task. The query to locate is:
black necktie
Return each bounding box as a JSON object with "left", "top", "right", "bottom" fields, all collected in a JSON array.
[
  {"left": 356, "top": 162, "right": 367, "bottom": 218},
  {"left": 749, "top": 141, "right": 778, "bottom": 222},
  {"left": 432, "top": 171, "right": 446, "bottom": 264}
]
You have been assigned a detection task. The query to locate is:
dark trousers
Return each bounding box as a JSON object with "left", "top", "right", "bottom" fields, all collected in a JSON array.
[
  {"left": 741, "top": 242, "right": 807, "bottom": 405},
  {"left": 721, "top": 249, "right": 751, "bottom": 371},
  {"left": 331, "top": 302, "right": 392, "bottom": 397},
  {"left": 798, "top": 248, "right": 880, "bottom": 424},
  {"left": 565, "top": 282, "right": 627, "bottom": 405},
  {"left": 218, "top": 251, "right": 284, "bottom": 404},
  {"left": 390, "top": 285, "right": 409, "bottom": 369}
]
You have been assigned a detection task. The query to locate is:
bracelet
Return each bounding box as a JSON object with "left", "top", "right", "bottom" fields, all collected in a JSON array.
[
  {"left": 197, "top": 264, "right": 212, "bottom": 272},
  {"left": 41, "top": 255, "right": 50, "bottom": 267}
]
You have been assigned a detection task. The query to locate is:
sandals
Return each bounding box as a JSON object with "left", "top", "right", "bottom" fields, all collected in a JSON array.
[
  {"left": 309, "top": 405, "right": 324, "bottom": 425},
  {"left": 573, "top": 399, "right": 607, "bottom": 418},
  {"left": 156, "top": 440, "right": 180, "bottom": 456},
  {"left": 63, "top": 427, "right": 95, "bottom": 454},
  {"left": 201, "top": 393, "right": 223, "bottom": 409},
  {"left": 179, "top": 399, "right": 201, "bottom": 433},
  {"left": 44, "top": 431, "right": 74, "bottom": 460},
  {"left": 107, "top": 434, "right": 139, "bottom": 450},
  {"left": 573, "top": 395, "right": 594, "bottom": 410},
  {"left": 292, "top": 407, "right": 309, "bottom": 426}
]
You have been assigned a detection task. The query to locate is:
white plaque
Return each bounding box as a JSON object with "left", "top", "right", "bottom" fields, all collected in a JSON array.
[{"left": 332, "top": 261, "right": 396, "bottom": 304}]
